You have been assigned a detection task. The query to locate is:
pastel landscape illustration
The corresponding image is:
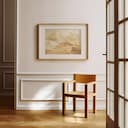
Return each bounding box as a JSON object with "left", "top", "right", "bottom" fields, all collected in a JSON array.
[{"left": 45, "top": 29, "right": 81, "bottom": 55}]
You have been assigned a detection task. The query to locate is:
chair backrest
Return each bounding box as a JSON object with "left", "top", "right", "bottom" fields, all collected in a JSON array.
[{"left": 74, "top": 74, "right": 96, "bottom": 83}]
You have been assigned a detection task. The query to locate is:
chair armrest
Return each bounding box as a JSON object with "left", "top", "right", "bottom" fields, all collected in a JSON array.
[
  {"left": 86, "top": 81, "right": 96, "bottom": 85},
  {"left": 62, "top": 80, "right": 76, "bottom": 92},
  {"left": 63, "top": 80, "right": 76, "bottom": 85}
]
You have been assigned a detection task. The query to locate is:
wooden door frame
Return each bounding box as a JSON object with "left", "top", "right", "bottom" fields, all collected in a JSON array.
[{"left": 106, "top": 0, "right": 119, "bottom": 127}]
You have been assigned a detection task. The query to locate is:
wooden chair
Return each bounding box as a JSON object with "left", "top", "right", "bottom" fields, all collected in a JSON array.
[{"left": 62, "top": 74, "right": 96, "bottom": 118}]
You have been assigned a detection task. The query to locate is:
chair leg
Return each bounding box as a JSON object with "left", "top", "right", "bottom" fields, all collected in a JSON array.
[
  {"left": 93, "top": 83, "right": 96, "bottom": 113},
  {"left": 93, "top": 96, "right": 96, "bottom": 113},
  {"left": 73, "top": 82, "right": 76, "bottom": 112},
  {"left": 62, "top": 95, "right": 66, "bottom": 115},
  {"left": 62, "top": 83, "right": 66, "bottom": 115},
  {"left": 73, "top": 97, "right": 76, "bottom": 112},
  {"left": 84, "top": 85, "right": 88, "bottom": 118}
]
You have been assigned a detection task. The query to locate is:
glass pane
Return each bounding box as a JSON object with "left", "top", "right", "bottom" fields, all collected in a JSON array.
[
  {"left": 119, "top": 62, "right": 124, "bottom": 96},
  {"left": 107, "top": 5, "right": 110, "bottom": 32},
  {"left": 108, "top": 64, "right": 114, "bottom": 90},
  {"left": 118, "top": 97, "right": 124, "bottom": 128},
  {"left": 107, "top": 91, "right": 110, "bottom": 115},
  {"left": 119, "top": 0, "right": 124, "bottom": 21},
  {"left": 107, "top": 64, "right": 110, "bottom": 88},
  {"left": 125, "top": 21, "right": 128, "bottom": 58},
  {"left": 109, "top": 34, "right": 114, "bottom": 61},
  {"left": 109, "top": 92, "right": 114, "bottom": 120},
  {"left": 109, "top": 0, "right": 114, "bottom": 31},
  {"left": 125, "top": 0, "right": 128, "bottom": 18},
  {"left": 125, "top": 62, "right": 128, "bottom": 99},
  {"left": 119, "top": 23, "right": 124, "bottom": 58},
  {"left": 125, "top": 101, "right": 128, "bottom": 128},
  {"left": 107, "top": 36, "right": 109, "bottom": 61}
]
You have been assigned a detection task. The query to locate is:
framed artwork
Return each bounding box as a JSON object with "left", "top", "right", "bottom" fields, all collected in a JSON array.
[{"left": 37, "top": 23, "right": 88, "bottom": 60}]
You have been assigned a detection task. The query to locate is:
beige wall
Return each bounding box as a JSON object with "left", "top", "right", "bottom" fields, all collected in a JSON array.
[{"left": 16, "top": 0, "right": 106, "bottom": 110}]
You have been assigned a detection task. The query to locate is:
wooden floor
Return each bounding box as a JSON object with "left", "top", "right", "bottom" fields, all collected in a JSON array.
[{"left": 0, "top": 110, "right": 106, "bottom": 128}]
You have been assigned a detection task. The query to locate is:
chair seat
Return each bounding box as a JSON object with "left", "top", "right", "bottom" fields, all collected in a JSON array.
[{"left": 64, "top": 91, "right": 96, "bottom": 98}]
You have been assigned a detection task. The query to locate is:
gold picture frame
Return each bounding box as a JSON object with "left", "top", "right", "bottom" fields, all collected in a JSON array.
[{"left": 37, "top": 23, "right": 88, "bottom": 60}]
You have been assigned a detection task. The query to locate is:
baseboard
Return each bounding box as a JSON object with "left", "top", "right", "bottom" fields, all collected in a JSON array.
[{"left": 16, "top": 100, "right": 106, "bottom": 110}]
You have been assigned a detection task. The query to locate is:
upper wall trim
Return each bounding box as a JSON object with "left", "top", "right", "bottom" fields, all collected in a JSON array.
[
  {"left": 17, "top": 73, "right": 106, "bottom": 82},
  {"left": 17, "top": 72, "right": 106, "bottom": 76}
]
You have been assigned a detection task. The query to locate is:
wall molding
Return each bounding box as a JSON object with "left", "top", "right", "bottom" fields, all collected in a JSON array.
[
  {"left": 2, "top": 71, "right": 14, "bottom": 90},
  {"left": 0, "top": 66, "right": 15, "bottom": 69},
  {"left": 0, "top": 92, "right": 13, "bottom": 96},
  {"left": 17, "top": 72, "right": 106, "bottom": 75},
  {"left": 17, "top": 73, "right": 106, "bottom": 82},
  {"left": 17, "top": 73, "right": 73, "bottom": 76},
  {"left": 19, "top": 78, "right": 69, "bottom": 102},
  {"left": 2, "top": 0, "right": 15, "bottom": 63},
  {"left": 16, "top": 73, "right": 106, "bottom": 110}
]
